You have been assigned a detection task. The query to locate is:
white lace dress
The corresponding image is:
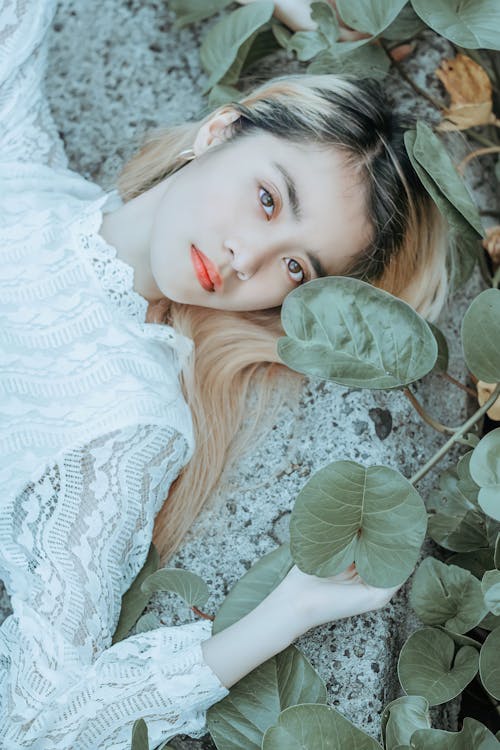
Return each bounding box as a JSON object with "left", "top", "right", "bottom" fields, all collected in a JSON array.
[{"left": 0, "top": 2, "right": 229, "bottom": 748}]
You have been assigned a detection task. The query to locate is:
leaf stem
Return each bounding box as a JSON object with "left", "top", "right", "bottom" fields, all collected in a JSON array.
[
  {"left": 440, "top": 372, "right": 477, "bottom": 398},
  {"left": 402, "top": 387, "right": 458, "bottom": 434},
  {"left": 457, "top": 146, "right": 500, "bottom": 175},
  {"left": 410, "top": 382, "right": 500, "bottom": 485},
  {"left": 191, "top": 605, "right": 215, "bottom": 621}
]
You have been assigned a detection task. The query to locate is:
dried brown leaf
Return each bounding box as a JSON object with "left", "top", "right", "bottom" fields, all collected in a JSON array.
[
  {"left": 477, "top": 380, "right": 500, "bottom": 421},
  {"left": 482, "top": 226, "right": 500, "bottom": 266},
  {"left": 435, "top": 54, "right": 497, "bottom": 131}
]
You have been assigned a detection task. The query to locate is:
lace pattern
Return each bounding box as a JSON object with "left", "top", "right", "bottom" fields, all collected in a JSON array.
[{"left": 0, "top": 425, "right": 228, "bottom": 749}]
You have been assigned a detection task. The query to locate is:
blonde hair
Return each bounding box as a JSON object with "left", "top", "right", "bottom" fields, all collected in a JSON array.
[{"left": 117, "top": 74, "right": 449, "bottom": 564}]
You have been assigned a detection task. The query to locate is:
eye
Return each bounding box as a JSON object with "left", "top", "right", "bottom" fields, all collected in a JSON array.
[
  {"left": 285, "top": 257, "right": 305, "bottom": 284},
  {"left": 259, "top": 186, "right": 276, "bottom": 219}
]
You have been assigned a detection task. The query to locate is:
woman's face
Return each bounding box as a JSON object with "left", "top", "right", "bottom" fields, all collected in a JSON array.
[{"left": 149, "top": 121, "right": 372, "bottom": 312}]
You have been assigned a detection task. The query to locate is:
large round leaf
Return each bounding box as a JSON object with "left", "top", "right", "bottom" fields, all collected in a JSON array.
[
  {"left": 398, "top": 627, "right": 479, "bottom": 705},
  {"left": 200, "top": 2, "right": 274, "bottom": 90},
  {"left": 410, "top": 557, "right": 488, "bottom": 633},
  {"left": 262, "top": 703, "right": 382, "bottom": 749},
  {"left": 207, "top": 647, "right": 326, "bottom": 750},
  {"left": 335, "top": 0, "right": 407, "bottom": 35},
  {"left": 479, "top": 626, "right": 500, "bottom": 700},
  {"left": 404, "top": 129, "right": 479, "bottom": 291},
  {"left": 469, "top": 428, "right": 500, "bottom": 521},
  {"left": 412, "top": 121, "right": 484, "bottom": 236},
  {"left": 290, "top": 460, "right": 427, "bottom": 586},
  {"left": 278, "top": 277, "right": 437, "bottom": 389},
  {"left": 213, "top": 544, "right": 294, "bottom": 634},
  {"left": 112, "top": 542, "right": 159, "bottom": 644},
  {"left": 482, "top": 570, "right": 500, "bottom": 616},
  {"left": 411, "top": 0, "right": 500, "bottom": 50},
  {"left": 427, "top": 463, "right": 492, "bottom": 553},
  {"left": 140, "top": 568, "right": 209, "bottom": 608},
  {"left": 462, "top": 289, "right": 500, "bottom": 383},
  {"left": 381, "top": 695, "right": 431, "bottom": 750},
  {"left": 382, "top": 4, "right": 426, "bottom": 39},
  {"left": 410, "top": 717, "right": 500, "bottom": 749}
]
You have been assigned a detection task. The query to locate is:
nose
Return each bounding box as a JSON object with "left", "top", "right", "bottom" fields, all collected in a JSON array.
[{"left": 224, "top": 238, "right": 274, "bottom": 280}]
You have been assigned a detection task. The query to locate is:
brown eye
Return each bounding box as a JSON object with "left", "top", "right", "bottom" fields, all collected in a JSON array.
[
  {"left": 259, "top": 187, "right": 275, "bottom": 219},
  {"left": 285, "top": 257, "right": 305, "bottom": 283}
]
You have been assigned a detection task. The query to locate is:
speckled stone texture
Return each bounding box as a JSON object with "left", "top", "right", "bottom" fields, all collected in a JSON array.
[{"left": 1, "top": 1, "right": 498, "bottom": 747}]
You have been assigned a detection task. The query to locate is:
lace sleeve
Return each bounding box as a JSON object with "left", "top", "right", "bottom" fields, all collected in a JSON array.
[
  {"left": 0, "top": 0, "right": 68, "bottom": 167},
  {"left": 0, "top": 423, "right": 229, "bottom": 749}
]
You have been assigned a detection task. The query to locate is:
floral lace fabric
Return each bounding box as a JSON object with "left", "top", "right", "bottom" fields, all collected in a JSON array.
[{"left": 0, "top": 1, "right": 229, "bottom": 747}]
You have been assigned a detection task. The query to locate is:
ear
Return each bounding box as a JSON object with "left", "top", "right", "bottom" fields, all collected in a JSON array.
[{"left": 192, "top": 108, "right": 241, "bottom": 157}]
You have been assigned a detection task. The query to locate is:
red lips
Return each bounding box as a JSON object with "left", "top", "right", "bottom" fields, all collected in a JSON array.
[{"left": 190, "top": 245, "right": 223, "bottom": 292}]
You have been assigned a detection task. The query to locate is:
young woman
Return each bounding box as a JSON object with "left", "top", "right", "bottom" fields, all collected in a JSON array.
[{"left": 0, "top": 1, "right": 448, "bottom": 748}]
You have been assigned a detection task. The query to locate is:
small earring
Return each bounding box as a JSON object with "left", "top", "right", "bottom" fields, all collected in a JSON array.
[
  {"left": 236, "top": 271, "right": 250, "bottom": 281},
  {"left": 177, "top": 148, "right": 196, "bottom": 161}
]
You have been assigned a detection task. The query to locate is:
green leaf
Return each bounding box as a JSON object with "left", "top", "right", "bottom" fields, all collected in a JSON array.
[
  {"left": 462, "top": 290, "right": 500, "bottom": 383},
  {"left": 140, "top": 568, "right": 209, "bottom": 608},
  {"left": 200, "top": 2, "right": 274, "bottom": 90},
  {"left": 411, "top": 0, "right": 500, "bottom": 50},
  {"left": 131, "top": 718, "right": 149, "bottom": 750},
  {"left": 397, "top": 627, "right": 479, "bottom": 705},
  {"left": 278, "top": 277, "right": 437, "bottom": 390},
  {"left": 404, "top": 129, "right": 479, "bottom": 291},
  {"left": 410, "top": 717, "right": 500, "bottom": 749},
  {"left": 310, "top": 1, "right": 340, "bottom": 44},
  {"left": 135, "top": 612, "right": 161, "bottom": 634},
  {"left": 435, "top": 626, "right": 481, "bottom": 650},
  {"left": 428, "top": 323, "right": 449, "bottom": 373},
  {"left": 482, "top": 570, "right": 500, "bottom": 616},
  {"left": 112, "top": 542, "right": 159, "bottom": 644},
  {"left": 335, "top": 0, "right": 407, "bottom": 35},
  {"left": 479, "top": 612, "right": 500, "bottom": 632},
  {"left": 410, "top": 558, "right": 488, "bottom": 633},
  {"left": 495, "top": 533, "right": 500, "bottom": 569},
  {"left": 290, "top": 460, "right": 427, "bottom": 586},
  {"left": 207, "top": 647, "right": 326, "bottom": 750},
  {"left": 241, "top": 27, "right": 280, "bottom": 71},
  {"left": 381, "top": 696, "right": 431, "bottom": 750},
  {"left": 470, "top": 427, "right": 500, "bottom": 487},
  {"left": 170, "top": 0, "right": 233, "bottom": 27},
  {"left": 427, "top": 463, "right": 493, "bottom": 553},
  {"left": 287, "top": 31, "right": 329, "bottom": 61},
  {"left": 478, "top": 487, "right": 500, "bottom": 522},
  {"left": 213, "top": 544, "right": 294, "bottom": 634},
  {"left": 412, "top": 122, "right": 484, "bottom": 236},
  {"left": 262, "top": 703, "right": 382, "bottom": 749},
  {"left": 271, "top": 22, "right": 292, "bottom": 47},
  {"left": 382, "top": 4, "right": 426, "bottom": 40},
  {"left": 447, "top": 549, "right": 495, "bottom": 579},
  {"left": 307, "top": 44, "right": 390, "bottom": 79},
  {"left": 479, "top": 626, "right": 500, "bottom": 699}
]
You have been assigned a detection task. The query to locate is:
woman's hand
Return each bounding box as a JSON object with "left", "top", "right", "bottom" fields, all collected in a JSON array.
[
  {"left": 237, "top": 0, "right": 370, "bottom": 39},
  {"left": 201, "top": 562, "right": 400, "bottom": 689},
  {"left": 274, "top": 563, "right": 401, "bottom": 633}
]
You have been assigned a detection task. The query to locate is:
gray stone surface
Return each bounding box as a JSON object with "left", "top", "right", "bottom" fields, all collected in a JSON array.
[{"left": 1, "top": 0, "right": 498, "bottom": 747}]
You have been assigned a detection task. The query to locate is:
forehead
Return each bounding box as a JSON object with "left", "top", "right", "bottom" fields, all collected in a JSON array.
[{"left": 239, "top": 131, "right": 372, "bottom": 273}]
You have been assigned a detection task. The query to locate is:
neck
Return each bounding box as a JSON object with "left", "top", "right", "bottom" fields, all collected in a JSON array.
[{"left": 99, "top": 180, "right": 168, "bottom": 304}]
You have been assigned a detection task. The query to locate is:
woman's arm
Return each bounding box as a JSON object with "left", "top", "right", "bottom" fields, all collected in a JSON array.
[
  {"left": 0, "top": 424, "right": 228, "bottom": 749},
  {"left": 202, "top": 565, "right": 399, "bottom": 689}
]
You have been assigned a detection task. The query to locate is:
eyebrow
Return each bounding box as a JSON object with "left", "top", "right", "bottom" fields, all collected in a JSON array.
[{"left": 272, "top": 161, "right": 328, "bottom": 279}]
